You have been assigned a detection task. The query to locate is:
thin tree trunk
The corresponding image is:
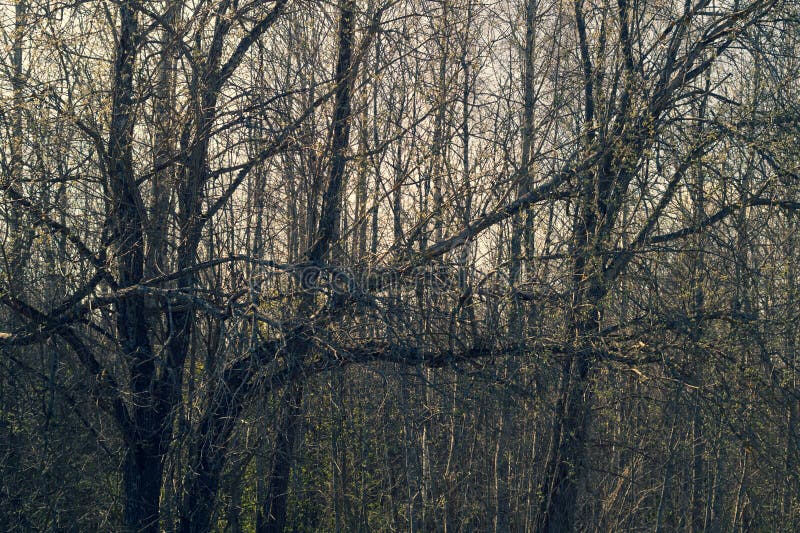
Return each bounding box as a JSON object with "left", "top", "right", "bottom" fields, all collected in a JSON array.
[
  {"left": 509, "top": 0, "right": 537, "bottom": 336},
  {"left": 7, "top": 0, "right": 30, "bottom": 285},
  {"left": 655, "top": 397, "right": 680, "bottom": 533},
  {"left": 731, "top": 447, "right": 749, "bottom": 532},
  {"left": 782, "top": 211, "right": 799, "bottom": 530},
  {"left": 147, "top": 0, "right": 181, "bottom": 278},
  {"left": 493, "top": 397, "right": 510, "bottom": 532}
]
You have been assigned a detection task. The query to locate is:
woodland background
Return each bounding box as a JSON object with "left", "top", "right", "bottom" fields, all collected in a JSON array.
[{"left": 1, "top": 0, "right": 800, "bottom": 530}]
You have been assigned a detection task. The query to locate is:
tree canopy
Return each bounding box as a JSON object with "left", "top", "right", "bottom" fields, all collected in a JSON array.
[{"left": 1, "top": 0, "right": 799, "bottom": 530}]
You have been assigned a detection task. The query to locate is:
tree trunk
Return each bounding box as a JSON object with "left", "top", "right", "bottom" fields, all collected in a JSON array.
[
  {"left": 538, "top": 354, "right": 592, "bottom": 533},
  {"left": 257, "top": 384, "right": 303, "bottom": 533},
  {"left": 123, "top": 445, "right": 164, "bottom": 533},
  {"left": 108, "top": 4, "right": 173, "bottom": 531},
  {"left": 510, "top": 0, "right": 537, "bottom": 335}
]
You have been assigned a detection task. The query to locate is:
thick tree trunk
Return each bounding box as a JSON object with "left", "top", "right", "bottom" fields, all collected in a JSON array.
[
  {"left": 538, "top": 353, "right": 592, "bottom": 533},
  {"left": 108, "top": 4, "right": 173, "bottom": 531},
  {"left": 123, "top": 444, "right": 165, "bottom": 533},
  {"left": 257, "top": 384, "right": 303, "bottom": 533},
  {"left": 179, "top": 434, "right": 224, "bottom": 532}
]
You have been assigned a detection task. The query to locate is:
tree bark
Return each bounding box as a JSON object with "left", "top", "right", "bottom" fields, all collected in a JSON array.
[{"left": 257, "top": 383, "right": 304, "bottom": 533}]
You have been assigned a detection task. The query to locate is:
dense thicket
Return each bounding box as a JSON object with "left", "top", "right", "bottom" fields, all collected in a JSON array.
[{"left": 1, "top": 0, "right": 799, "bottom": 530}]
